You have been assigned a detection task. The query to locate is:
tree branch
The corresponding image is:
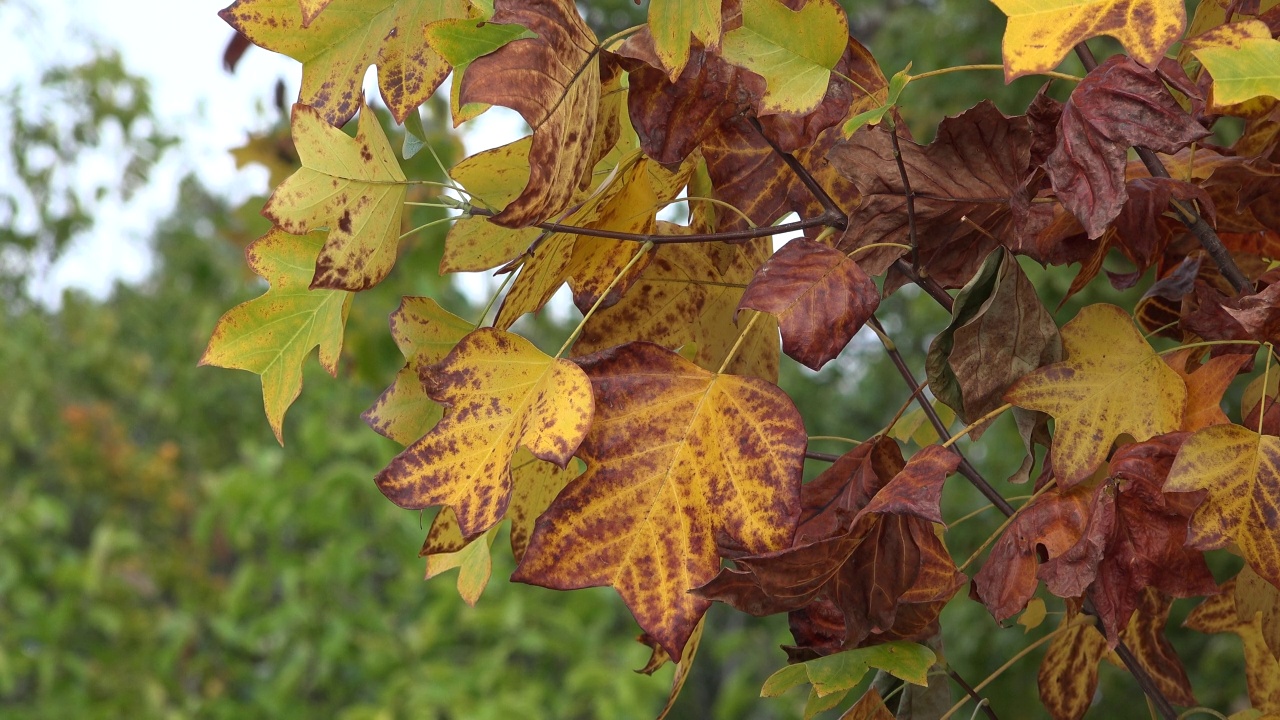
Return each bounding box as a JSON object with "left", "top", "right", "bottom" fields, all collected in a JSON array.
[
  {"left": 1072, "top": 42, "right": 1252, "bottom": 295},
  {"left": 748, "top": 116, "right": 849, "bottom": 230},
  {"left": 867, "top": 317, "right": 1016, "bottom": 516},
  {"left": 887, "top": 119, "right": 922, "bottom": 270},
  {"left": 948, "top": 667, "right": 999, "bottom": 720}
]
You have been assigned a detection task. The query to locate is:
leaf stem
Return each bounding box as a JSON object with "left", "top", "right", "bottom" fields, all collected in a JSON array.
[
  {"left": 555, "top": 241, "right": 654, "bottom": 358},
  {"left": 808, "top": 435, "right": 862, "bottom": 445},
  {"left": 848, "top": 242, "right": 913, "bottom": 259},
  {"left": 398, "top": 215, "right": 458, "bottom": 241},
  {"left": 869, "top": 317, "right": 1015, "bottom": 516},
  {"left": 716, "top": 312, "right": 764, "bottom": 375},
  {"left": 466, "top": 205, "right": 836, "bottom": 244},
  {"left": 599, "top": 24, "right": 644, "bottom": 52},
  {"left": 653, "top": 195, "right": 758, "bottom": 229},
  {"left": 941, "top": 403, "right": 1014, "bottom": 449},
  {"left": 938, "top": 615, "right": 1093, "bottom": 720},
  {"left": 908, "top": 64, "right": 1080, "bottom": 83},
  {"left": 474, "top": 270, "right": 516, "bottom": 329},
  {"left": 948, "top": 666, "right": 999, "bottom": 720}
]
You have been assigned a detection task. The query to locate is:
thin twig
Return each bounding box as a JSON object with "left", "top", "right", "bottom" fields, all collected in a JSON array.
[
  {"left": 805, "top": 449, "right": 842, "bottom": 463},
  {"left": 867, "top": 317, "right": 1016, "bottom": 516},
  {"left": 887, "top": 118, "right": 922, "bottom": 270},
  {"left": 467, "top": 205, "right": 841, "bottom": 245},
  {"left": 747, "top": 117, "right": 849, "bottom": 230},
  {"left": 948, "top": 667, "right": 999, "bottom": 720},
  {"left": 1071, "top": 42, "right": 1251, "bottom": 295},
  {"left": 893, "top": 259, "right": 954, "bottom": 313}
]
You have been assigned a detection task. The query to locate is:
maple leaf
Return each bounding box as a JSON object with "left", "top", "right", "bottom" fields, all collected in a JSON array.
[
  {"left": 1165, "top": 423, "right": 1280, "bottom": 590},
  {"left": 1004, "top": 304, "right": 1186, "bottom": 487},
  {"left": 373, "top": 328, "right": 593, "bottom": 539},
  {"left": 219, "top": 0, "right": 471, "bottom": 125},
  {"left": 201, "top": 228, "right": 352, "bottom": 444},
  {"left": 573, "top": 232, "right": 780, "bottom": 382},
  {"left": 828, "top": 102, "right": 1035, "bottom": 290},
  {"left": 718, "top": 0, "right": 849, "bottom": 116},
  {"left": 440, "top": 137, "right": 541, "bottom": 274},
  {"left": 1046, "top": 57, "right": 1210, "bottom": 239},
  {"left": 262, "top": 103, "right": 407, "bottom": 292},
  {"left": 422, "top": 14, "right": 539, "bottom": 125},
  {"left": 646, "top": 0, "right": 721, "bottom": 82},
  {"left": 1164, "top": 349, "right": 1252, "bottom": 432},
  {"left": 1236, "top": 563, "right": 1280, "bottom": 660},
  {"left": 1119, "top": 589, "right": 1198, "bottom": 707},
  {"left": 1185, "top": 582, "right": 1280, "bottom": 712},
  {"left": 927, "top": 247, "right": 1062, "bottom": 438},
  {"left": 513, "top": 342, "right": 806, "bottom": 658},
  {"left": 458, "top": 0, "right": 603, "bottom": 227},
  {"left": 1189, "top": 19, "right": 1280, "bottom": 107},
  {"left": 989, "top": 0, "right": 1186, "bottom": 81},
  {"left": 737, "top": 238, "right": 879, "bottom": 371},
  {"left": 1038, "top": 616, "right": 1109, "bottom": 720},
  {"left": 362, "top": 297, "right": 473, "bottom": 445}
]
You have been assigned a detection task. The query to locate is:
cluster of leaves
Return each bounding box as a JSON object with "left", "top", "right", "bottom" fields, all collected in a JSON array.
[{"left": 206, "top": 0, "right": 1280, "bottom": 717}]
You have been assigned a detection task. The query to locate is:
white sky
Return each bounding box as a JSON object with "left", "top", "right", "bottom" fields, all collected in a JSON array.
[{"left": 3, "top": 0, "right": 524, "bottom": 306}]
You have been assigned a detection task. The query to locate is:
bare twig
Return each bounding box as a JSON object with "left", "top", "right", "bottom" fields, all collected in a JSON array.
[
  {"left": 887, "top": 119, "right": 922, "bottom": 270},
  {"left": 748, "top": 116, "right": 849, "bottom": 230},
  {"left": 805, "top": 449, "right": 842, "bottom": 463},
  {"left": 1071, "top": 42, "right": 1251, "bottom": 294},
  {"left": 948, "top": 667, "right": 999, "bottom": 720}
]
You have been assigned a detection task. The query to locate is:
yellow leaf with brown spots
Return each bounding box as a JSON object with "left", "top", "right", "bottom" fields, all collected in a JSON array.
[
  {"left": 988, "top": 0, "right": 1186, "bottom": 81},
  {"left": 440, "top": 137, "right": 540, "bottom": 274},
  {"left": 1038, "top": 617, "right": 1107, "bottom": 720},
  {"left": 200, "top": 228, "right": 352, "bottom": 445},
  {"left": 1005, "top": 304, "right": 1186, "bottom": 487},
  {"left": 647, "top": 0, "right": 721, "bottom": 82},
  {"left": 457, "top": 0, "right": 603, "bottom": 227},
  {"left": 1188, "top": 19, "right": 1280, "bottom": 108},
  {"left": 1165, "top": 423, "right": 1280, "bottom": 590},
  {"left": 513, "top": 342, "right": 805, "bottom": 657},
  {"left": 362, "top": 297, "right": 473, "bottom": 445},
  {"left": 1186, "top": 585, "right": 1280, "bottom": 712},
  {"left": 263, "top": 103, "right": 407, "bottom": 291},
  {"left": 1236, "top": 564, "right": 1280, "bottom": 660},
  {"left": 219, "top": 0, "right": 472, "bottom": 125},
  {"left": 574, "top": 229, "right": 780, "bottom": 382},
  {"left": 374, "top": 328, "right": 593, "bottom": 538}
]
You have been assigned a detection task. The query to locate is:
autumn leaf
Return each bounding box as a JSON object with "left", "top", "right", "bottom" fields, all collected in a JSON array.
[
  {"left": 423, "top": 14, "right": 538, "bottom": 125},
  {"left": 219, "top": 0, "right": 471, "bottom": 125},
  {"left": 828, "top": 102, "right": 1035, "bottom": 290},
  {"left": 1164, "top": 349, "right": 1252, "bottom": 432},
  {"left": 1236, "top": 564, "right": 1280, "bottom": 660},
  {"left": 458, "top": 0, "right": 603, "bottom": 227},
  {"left": 738, "top": 239, "right": 879, "bottom": 371},
  {"left": 513, "top": 342, "right": 806, "bottom": 658},
  {"left": 201, "top": 228, "right": 352, "bottom": 444},
  {"left": 1004, "top": 304, "right": 1186, "bottom": 487},
  {"left": 760, "top": 641, "right": 935, "bottom": 698},
  {"left": 1119, "top": 589, "right": 1197, "bottom": 706},
  {"left": 647, "top": 0, "right": 721, "bottom": 82},
  {"left": 841, "top": 688, "right": 895, "bottom": 720},
  {"left": 1165, "top": 423, "right": 1280, "bottom": 589},
  {"left": 718, "top": 0, "right": 849, "bottom": 116},
  {"left": 1189, "top": 20, "right": 1280, "bottom": 107},
  {"left": 362, "top": 297, "right": 473, "bottom": 445},
  {"left": 1038, "top": 616, "right": 1109, "bottom": 720},
  {"left": 573, "top": 233, "right": 781, "bottom": 382},
  {"left": 263, "top": 103, "right": 408, "bottom": 292},
  {"left": 1185, "top": 585, "right": 1280, "bottom": 712},
  {"left": 989, "top": 0, "right": 1186, "bottom": 81},
  {"left": 374, "top": 328, "right": 593, "bottom": 539},
  {"left": 927, "top": 247, "right": 1062, "bottom": 437},
  {"left": 441, "top": 137, "right": 540, "bottom": 273},
  {"left": 424, "top": 525, "right": 497, "bottom": 607},
  {"left": 1046, "top": 57, "right": 1210, "bottom": 239}
]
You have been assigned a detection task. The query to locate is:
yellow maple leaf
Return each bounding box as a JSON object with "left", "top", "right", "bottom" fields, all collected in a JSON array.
[
  {"left": 1188, "top": 19, "right": 1280, "bottom": 108},
  {"left": 200, "top": 228, "right": 352, "bottom": 444},
  {"left": 1165, "top": 423, "right": 1280, "bottom": 590},
  {"left": 989, "top": 0, "right": 1186, "bottom": 81},
  {"left": 513, "top": 342, "right": 806, "bottom": 658},
  {"left": 220, "top": 0, "right": 471, "bottom": 125},
  {"left": 264, "top": 103, "right": 407, "bottom": 292},
  {"left": 647, "top": 0, "right": 722, "bottom": 81},
  {"left": 374, "top": 328, "right": 593, "bottom": 538},
  {"left": 1005, "top": 304, "right": 1186, "bottom": 487},
  {"left": 440, "top": 137, "right": 540, "bottom": 274}
]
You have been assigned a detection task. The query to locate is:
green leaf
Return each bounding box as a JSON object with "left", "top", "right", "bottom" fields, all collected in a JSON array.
[
  {"left": 425, "top": 16, "right": 538, "bottom": 124},
  {"left": 200, "top": 228, "right": 352, "bottom": 444},
  {"left": 647, "top": 0, "right": 722, "bottom": 81},
  {"left": 402, "top": 106, "right": 427, "bottom": 160},
  {"left": 718, "top": 0, "right": 849, "bottom": 115},
  {"left": 1189, "top": 20, "right": 1280, "bottom": 107},
  {"left": 843, "top": 65, "right": 910, "bottom": 135},
  {"left": 761, "top": 642, "right": 936, "bottom": 698}
]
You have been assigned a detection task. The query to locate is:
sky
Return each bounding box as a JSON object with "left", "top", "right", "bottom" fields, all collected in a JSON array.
[{"left": 3, "top": 0, "right": 524, "bottom": 306}]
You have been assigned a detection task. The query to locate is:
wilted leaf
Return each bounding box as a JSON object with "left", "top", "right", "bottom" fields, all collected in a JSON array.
[
  {"left": 647, "top": 0, "right": 721, "bottom": 81},
  {"left": 1005, "top": 304, "right": 1186, "bottom": 487},
  {"left": 1118, "top": 589, "right": 1197, "bottom": 706},
  {"left": 927, "top": 247, "right": 1062, "bottom": 437},
  {"left": 1189, "top": 20, "right": 1280, "bottom": 107},
  {"left": 1164, "top": 349, "right": 1252, "bottom": 432},
  {"left": 1038, "top": 616, "right": 1108, "bottom": 720},
  {"left": 263, "top": 103, "right": 408, "bottom": 291},
  {"left": 761, "top": 641, "right": 936, "bottom": 698},
  {"left": 719, "top": 0, "right": 849, "bottom": 116},
  {"left": 1236, "top": 564, "right": 1280, "bottom": 659},
  {"left": 363, "top": 297, "right": 473, "bottom": 445},
  {"left": 840, "top": 688, "right": 894, "bottom": 720},
  {"left": 374, "top": 328, "right": 593, "bottom": 539},
  {"left": 424, "top": 15, "right": 538, "bottom": 124},
  {"left": 738, "top": 239, "right": 879, "bottom": 371},
  {"left": 201, "top": 228, "right": 352, "bottom": 444},
  {"left": 220, "top": 0, "right": 471, "bottom": 125},
  {"left": 1165, "top": 423, "right": 1280, "bottom": 589},
  {"left": 458, "top": 0, "right": 602, "bottom": 227},
  {"left": 989, "top": 0, "right": 1186, "bottom": 81},
  {"left": 514, "top": 343, "right": 806, "bottom": 658},
  {"left": 1046, "top": 57, "right": 1210, "bottom": 239},
  {"left": 1185, "top": 586, "right": 1280, "bottom": 712}
]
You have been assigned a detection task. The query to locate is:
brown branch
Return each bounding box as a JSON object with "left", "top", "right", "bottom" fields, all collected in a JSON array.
[
  {"left": 805, "top": 449, "right": 842, "bottom": 463},
  {"left": 466, "top": 205, "right": 843, "bottom": 245},
  {"left": 887, "top": 119, "right": 922, "bottom": 270},
  {"left": 948, "top": 667, "right": 999, "bottom": 720},
  {"left": 1071, "top": 42, "right": 1252, "bottom": 295},
  {"left": 894, "top": 259, "right": 955, "bottom": 313},
  {"left": 867, "top": 317, "right": 1016, "bottom": 517},
  {"left": 748, "top": 117, "right": 849, "bottom": 230},
  {"left": 1110, "top": 630, "right": 1180, "bottom": 720}
]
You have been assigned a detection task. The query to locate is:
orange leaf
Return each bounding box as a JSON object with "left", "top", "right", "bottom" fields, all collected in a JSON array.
[
  {"left": 513, "top": 342, "right": 806, "bottom": 658},
  {"left": 1165, "top": 349, "right": 1252, "bottom": 432},
  {"left": 374, "top": 328, "right": 593, "bottom": 538},
  {"left": 1165, "top": 424, "right": 1280, "bottom": 589},
  {"left": 1005, "top": 304, "right": 1186, "bottom": 487}
]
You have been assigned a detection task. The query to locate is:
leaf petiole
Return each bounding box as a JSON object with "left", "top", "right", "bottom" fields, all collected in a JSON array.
[{"left": 555, "top": 241, "right": 654, "bottom": 358}]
